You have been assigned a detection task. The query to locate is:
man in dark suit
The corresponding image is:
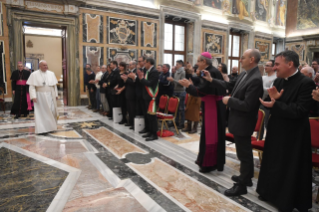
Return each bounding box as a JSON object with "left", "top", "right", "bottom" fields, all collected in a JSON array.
[
  {"left": 137, "top": 58, "right": 159, "bottom": 141},
  {"left": 105, "top": 61, "right": 119, "bottom": 120},
  {"left": 122, "top": 61, "right": 137, "bottom": 130},
  {"left": 203, "top": 49, "right": 263, "bottom": 196}
]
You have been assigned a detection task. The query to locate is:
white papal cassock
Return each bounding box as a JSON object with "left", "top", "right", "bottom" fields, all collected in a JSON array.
[{"left": 27, "top": 70, "right": 58, "bottom": 134}]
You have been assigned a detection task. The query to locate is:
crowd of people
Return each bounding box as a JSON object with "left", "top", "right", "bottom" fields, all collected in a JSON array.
[{"left": 9, "top": 48, "right": 319, "bottom": 212}]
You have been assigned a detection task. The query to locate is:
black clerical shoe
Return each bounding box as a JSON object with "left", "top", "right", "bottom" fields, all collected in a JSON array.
[
  {"left": 224, "top": 183, "right": 247, "bottom": 197},
  {"left": 145, "top": 135, "right": 158, "bottom": 141},
  {"left": 129, "top": 126, "right": 134, "bottom": 130},
  {"left": 142, "top": 133, "right": 152, "bottom": 138},
  {"left": 258, "top": 196, "right": 267, "bottom": 201},
  {"left": 231, "top": 175, "right": 253, "bottom": 187},
  {"left": 14, "top": 115, "right": 20, "bottom": 119},
  {"left": 108, "top": 117, "right": 113, "bottom": 120},
  {"left": 125, "top": 123, "right": 131, "bottom": 127},
  {"left": 118, "top": 120, "right": 126, "bottom": 125},
  {"left": 139, "top": 129, "right": 148, "bottom": 134},
  {"left": 199, "top": 166, "right": 216, "bottom": 173}
]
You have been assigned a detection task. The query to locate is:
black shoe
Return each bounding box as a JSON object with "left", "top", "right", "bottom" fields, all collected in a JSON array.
[
  {"left": 258, "top": 195, "right": 267, "bottom": 201},
  {"left": 129, "top": 126, "right": 134, "bottom": 130},
  {"left": 146, "top": 135, "right": 158, "bottom": 141},
  {"left": 125, "top": 123, "right": 131, "bottom": 127},
  {"left": 139, "top": 129, "right": 148, "bottom": 134},
  {"left": 142, "top": 133, "right": 152, "bottom": 138},
  {"left": 14, "top": 115, "right": 20, "bottom": 119},
  {"left": 108, "top": 117, "right": 113, "bottom": 120},
  {"left": 224, "top": 183, "right": 247, "bottom": 197},
  {"left": 199, "top": 166, "right": 216, "bottom": 173},
  {"left": 231, "top": 175, "right": 253, "bottom": 187}
]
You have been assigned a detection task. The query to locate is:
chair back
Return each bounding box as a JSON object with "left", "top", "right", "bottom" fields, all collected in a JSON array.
[
  {"left": 167, "top": 97, "right": 179, "bottom": 117},
  {"left": 158, "top": 95, "right": 169, "bottom": 112},
  {"left": 255, "top": 109, "right": 265, "bottom": 140},
  {"left": 310, "top": 118, "right": 319, "bottom": 149}
]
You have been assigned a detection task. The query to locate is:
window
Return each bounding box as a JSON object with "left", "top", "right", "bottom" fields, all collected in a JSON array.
[
  {"left": 163, "top": 22, "right": 186, "bottom": 71},
  {"left": 272, "top": 43, "right": 277, "bottom": 58},
  {"left": 228, "top": 32, "right": 241, "bottom": 74},
  {"left": 26, "top": 62, "right": 32, "bottom": 69}
]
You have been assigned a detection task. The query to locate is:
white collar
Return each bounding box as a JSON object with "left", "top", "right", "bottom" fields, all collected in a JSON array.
[{"left": 285, "top": 69, "right": 298, "bottom": 81}]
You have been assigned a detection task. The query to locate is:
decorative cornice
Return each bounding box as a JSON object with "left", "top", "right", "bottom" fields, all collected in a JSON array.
[
  {"left": 83, "top": 0, "right": 160, "bottom": 18},
  {"left": 160, "top": 5, "right": 201, "bottom": 21},
  {"left": 228, "top": 21, "right": 253, "bottom": 32},
  {"left": 201, "top": 20, "right": 228, "bottom": 31}
]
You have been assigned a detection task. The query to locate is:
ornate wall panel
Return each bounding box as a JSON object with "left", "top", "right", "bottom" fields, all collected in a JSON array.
[
  {"left": 275, "top": 0, "right": 286, "bottom": 26},
  {"left": 83, "top": 14, "right": 103, "bottom": 43},
  {"left": 141, "top": 22, "right": 157, "bottom": 48},
  {"left": 254, "top": 38, "right": 271, "bottom": 62},
  {"left": 83, "top": 46, "right": 104, "bottom": 79},
  {"left": 285, "top": 42, "right": 307, "bottom": 63},
  {"left": 141, "top": 50, "right": 156, "bottom": 62},
  {"left": 108, "top": 17, "right": 138, "bottom": 46},
  {"left": 255, "top": 0, "right": 268, "bottom": 22},
  {"left": 107, "top": 48, "right": 137, "bottom": 64},
  {"left": 0, "top": 40, "right": 6, "bottom": 94},
  {"left": 201, "top": 28, "right": 227, "bottom": 64}
]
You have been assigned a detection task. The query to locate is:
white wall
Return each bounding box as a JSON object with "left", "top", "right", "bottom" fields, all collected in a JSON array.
[{"left": 25, "top": 35, "right": 62, "bottom": 79}]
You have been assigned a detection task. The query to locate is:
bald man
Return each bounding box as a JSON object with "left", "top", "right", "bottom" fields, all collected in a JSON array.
[
  {"left": 228, "top": 66, "right": 239, "bottom": 82},
  {"left": 27, "top": 60, "right": 58, "bottom": 134},
  {"left": 300, "top": 66, "right": 314, "bottom": 79}
]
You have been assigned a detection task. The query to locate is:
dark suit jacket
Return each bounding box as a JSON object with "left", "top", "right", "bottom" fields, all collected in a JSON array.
[
  {"left": 140, "top": 66, "right": 159, "bottom": 102},
  {"left": 99, "top": 71, "right": 109, "bottom": 93},
  {"left": 126, "top": 69, "right": 137, "bottom": 100},
  {"left": 210, "top": 66, "right": 263, "bottom": 136},
  {"left": 135, "top": 67, "right": 146, "bottom": 100},
  {"left": 107, "top": 68, "right": 120, "bottom": 91}
]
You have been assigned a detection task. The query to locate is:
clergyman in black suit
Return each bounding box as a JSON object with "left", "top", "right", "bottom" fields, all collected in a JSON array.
[
  {"left": 137, "top": 58, "right": 159, "bottom": 141},
  {"left": 203, "top": 49, "right": 263, "bottom": 196}
]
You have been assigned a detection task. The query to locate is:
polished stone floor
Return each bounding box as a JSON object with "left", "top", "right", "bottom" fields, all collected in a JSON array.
[{"left": 0, "top": 106, "right": 318, "bottom": 212}]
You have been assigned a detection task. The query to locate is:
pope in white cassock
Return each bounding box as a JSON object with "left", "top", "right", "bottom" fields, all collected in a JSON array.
[{"left": 27, "top": 60, "right": 58, "bottom": 134}]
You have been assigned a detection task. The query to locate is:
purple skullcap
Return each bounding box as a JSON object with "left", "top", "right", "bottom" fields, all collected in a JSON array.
[{"left": 201, "top": 52, "right": 212, "bottom": 60}]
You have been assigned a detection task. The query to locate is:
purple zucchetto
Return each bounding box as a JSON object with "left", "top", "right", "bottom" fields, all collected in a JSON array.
[{"left": 201, "top": 52, "right": 212, "bottom": 60}]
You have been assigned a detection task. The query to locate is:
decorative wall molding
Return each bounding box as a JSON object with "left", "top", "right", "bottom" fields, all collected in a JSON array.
[
  {"left": 25, "top": 1, "right": 63, "bottom": 12},
  {"left": 202, "top": 20, "right": 228, "bottom": 31}
]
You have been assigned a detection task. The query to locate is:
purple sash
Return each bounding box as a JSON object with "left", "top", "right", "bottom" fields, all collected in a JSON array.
[{"left": 201, "top": 95, "right": 223, "bottom": 167}]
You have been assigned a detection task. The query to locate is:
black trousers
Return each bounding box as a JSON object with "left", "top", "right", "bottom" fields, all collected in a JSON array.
[
  {"left": 107, "top": 91, "right": 114, "bottom": 117},
  {"left": 143, "top": 100, "right": 158, "bottom": 136},
  {"left": 127, "top": 99, "right": 136, "bottom": 126},
  {"left": 119, "top": 94, "right": 127, "bottom": 123},
  {"left": 234, "top": 135, "right": 254, "bottom": 185},
  {"left": 89, "top": 90, "right": 96, "bottom": 109},
  {"left": 136, "top": 97, "right": 143, "bottom": 116}
]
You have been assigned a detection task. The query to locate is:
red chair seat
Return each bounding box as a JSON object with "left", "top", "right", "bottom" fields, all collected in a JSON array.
[
  {"left": 312, "top": 153, "right": 319, "bottom": 167},
  {"left": 251, "top": 140, "right": 265, "bottom": 151},
  {"left": 0, "top": 99, "right": 3, "bottom": 102},
  {"left": 225, "top": 133, "right": 257, "bottom": 143}
]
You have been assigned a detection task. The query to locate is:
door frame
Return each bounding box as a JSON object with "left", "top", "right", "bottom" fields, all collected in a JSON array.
[{"left": 7, "top": 9, "right": 80, "bottom": 106}]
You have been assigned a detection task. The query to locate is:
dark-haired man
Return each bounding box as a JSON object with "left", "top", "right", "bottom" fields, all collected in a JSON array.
[
  {"left": 201, "top": 49, "right": 263, "bottom": 196},
  {"left": 312, "top": 59, "right": 319, "bottom": 86},
  {"left": 84, "top": 64, "right": 92, "bottom": 109},
  {"left": 105, "top": 61, "right": 119, "bottom": 119},
  {"left": 137, "top": 58, "right": 159, "bottom": 141},
  {"left": 168, "top": 60, "right": 186, "bottom": 129},
  {"left": 258, "top": 50, "right": 314, "bottom": 212},
  {"left": 157, "top": 64, "right": 173, "bottom": 105}
]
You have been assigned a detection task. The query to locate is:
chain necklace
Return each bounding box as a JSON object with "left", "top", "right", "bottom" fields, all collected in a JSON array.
[{"left": 40, "top": 71, "right": 47, "bottom": 86}]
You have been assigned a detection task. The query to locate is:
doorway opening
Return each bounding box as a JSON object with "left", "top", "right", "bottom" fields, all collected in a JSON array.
[{"left": 23, "top": 24, "right": 68, "bottom": 106}]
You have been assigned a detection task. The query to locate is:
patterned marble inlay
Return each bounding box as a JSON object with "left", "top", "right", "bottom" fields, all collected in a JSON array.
[
  {"left": 0, "top": 147, "right": 69, "bottom": 212},
  {"left": 63, "top": 187, "right": 148, "bottom": 212},
  {"left": 129, "top": 158, "right": 249, "bottom": 212},
  {"left": 50, "top": 130, "right": 82, "bottom": 138},
  {"left": 85, "top": 127, "right": 146, "bottom": 158}
]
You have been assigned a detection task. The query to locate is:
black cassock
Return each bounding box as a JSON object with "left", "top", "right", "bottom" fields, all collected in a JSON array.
[
  {"left": 257, "top": 71, "right": 315, "bottom": 212},
  {"left": 186, "top": 65, "right": 226, "bottom": 171},
  {"left": 10, "top": 70, "right": 31, "bottom": 115}
]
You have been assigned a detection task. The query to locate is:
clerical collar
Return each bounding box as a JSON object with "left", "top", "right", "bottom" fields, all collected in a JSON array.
[
  {"left": 285, "top": 69, "right": 298, "bottom": 81},
  {"left": 147, "top": 66, "right": 154, "bottom": 72}
]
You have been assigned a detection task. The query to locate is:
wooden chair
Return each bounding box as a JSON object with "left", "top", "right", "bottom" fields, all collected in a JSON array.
[
  {"left": 309, "top": 117, "right": 319, "bottom": 203},
  {"left": 157, "top": 97, "right": 180, "bottom": 137},
  {"left": 0, "top": 87, "right": 5, "bottom": 113}
]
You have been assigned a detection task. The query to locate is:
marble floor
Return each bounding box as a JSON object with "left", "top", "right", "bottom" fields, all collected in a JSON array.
[{"left": 0, "top": 106, "right": 318, "bottom": 212}]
